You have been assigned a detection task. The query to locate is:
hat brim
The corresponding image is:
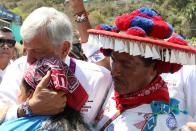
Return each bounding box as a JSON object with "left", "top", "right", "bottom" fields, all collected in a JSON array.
[{"left": 88, "top": 29, "right": 196, "bottom": 65}]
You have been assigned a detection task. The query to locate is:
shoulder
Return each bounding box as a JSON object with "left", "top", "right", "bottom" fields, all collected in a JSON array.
[
  {"left": 74, "top": 59, "right": 112, "bottom": 94},
  {"left": 182, "top": 65, "right": 196, "bottom": 71},
  {"left": 74, "top": 59, "right": 111, "bottom": 80},
  {"left": 182, "top": 65, "right": 196, "bottom": 77},
  {"left": 75, "top": 59, "right": 110, "bottom": 73},
  {"left": 6, "top": 56, "right": 27, "bottom": 71}
]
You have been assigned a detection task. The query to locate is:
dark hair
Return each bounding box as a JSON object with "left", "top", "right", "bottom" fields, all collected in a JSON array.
[
  {"left": 69, "top": 43, "right": 87, "bottom": 61},
  {"left": 21, "top": 79, "right": 90, "bottom": 130},
  {"left": 140, "top": 57, "right": 157, "bottom": 68},
  {"left": 50, "top": 106, "right": 90, "bottom": 130},
  {"left": 22, "top": 79, "right": 34, "bottom": 94}
]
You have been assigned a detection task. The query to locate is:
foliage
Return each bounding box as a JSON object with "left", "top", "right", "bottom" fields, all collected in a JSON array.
[
  {"left": 0, "top": 0, "right": 195, "bottom": 38},
  {"left": 11, "top": 7, "right": 28, "bottom": 20},
  {"left": 188, "top": 37, "right": 196, "bottom": 42}
]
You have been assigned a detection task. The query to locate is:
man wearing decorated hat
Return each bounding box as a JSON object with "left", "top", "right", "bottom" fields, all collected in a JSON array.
[{"left": 70, "top": 0, "right": 196, "bottom": 129}]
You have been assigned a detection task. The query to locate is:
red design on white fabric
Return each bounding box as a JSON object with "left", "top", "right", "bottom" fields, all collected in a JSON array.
[
  {"left": 24, "top": 57, "right": 88, "bottom": 111},
  {"left": 134, "top": 121, "right": 146, "bottom": 130},
  {"left": 134, "top": 113, "right": 150, "bottom": 131},
  {"left": 95, "top": 100, "right": 112, "bottom": 122},
  {"left": 25, "top": 57, "right": 80, "bottom": 93}
]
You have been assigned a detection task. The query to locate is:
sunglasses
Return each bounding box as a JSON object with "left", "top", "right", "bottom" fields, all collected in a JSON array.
[{"left": 0, "top": 38, "right": 16, "bottom": 48}]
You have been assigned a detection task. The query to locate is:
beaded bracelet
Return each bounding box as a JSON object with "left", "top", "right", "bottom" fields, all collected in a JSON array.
[
  {"left": 74, "top": 11, "right": 88, "bottom": 23},
  {"left": 21, "top": 100, "right": 33, "bottom": 117}
]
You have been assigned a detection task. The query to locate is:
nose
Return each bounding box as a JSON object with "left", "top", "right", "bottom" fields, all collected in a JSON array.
[
  {"left": 1, "top": 43, "right": 9, "bottom": 49},
  {"left": 111, "top": 61, "right": 121, "bottom": 77}
]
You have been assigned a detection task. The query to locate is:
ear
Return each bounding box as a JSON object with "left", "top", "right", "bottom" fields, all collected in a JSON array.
[
  {"left": 62, "top": 41, "right": 71, "bottom": 57},
  {"left": 148, "top": 65, "right": 158, "bottom": 80}
]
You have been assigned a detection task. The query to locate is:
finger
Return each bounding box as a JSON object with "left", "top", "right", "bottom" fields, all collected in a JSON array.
[
  {"left": 59, "top": 93, "right": 67, "bottom": 102},
  {"left": 186, "top": 122, "right": 196, "bottom": 129},
  {"left": 58, "top": 91, "right": 67, "bottom": 96},
  {"left": 64, "top": 95, "right": 67, "bottom": 103},
  {"left": 41, "top": 88, "right": 58, "bottom": 95},
  {"left": 35, "top": 71, "right": 51, "bottom": 92}
]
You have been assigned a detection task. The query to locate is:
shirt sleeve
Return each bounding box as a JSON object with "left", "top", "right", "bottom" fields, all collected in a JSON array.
[{"left": 82, "top": 42, "right": 105, "bottom": 63}]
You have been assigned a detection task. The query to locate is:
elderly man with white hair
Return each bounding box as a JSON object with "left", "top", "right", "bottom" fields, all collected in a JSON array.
[{"left": 0, "top": 7, "right": 112, "bottom": 128}]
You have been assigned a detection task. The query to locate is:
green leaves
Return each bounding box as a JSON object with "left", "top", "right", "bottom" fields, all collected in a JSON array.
[{"left": 1, "top": 0, "right": 195, "bottom": 38}]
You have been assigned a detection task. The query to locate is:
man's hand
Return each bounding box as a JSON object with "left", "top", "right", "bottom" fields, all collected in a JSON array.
[
  {"left": 27, "top": 71, "right": 66, "bottom": 116},
  {"left": 68, "top": 0, "right": 85, "bottom": 12},
  {"left": 67, "top": 0, "right": 91, "bottom": 43},
  {"left": 186, "top": 122, "right": 196, "bottom": 131}
]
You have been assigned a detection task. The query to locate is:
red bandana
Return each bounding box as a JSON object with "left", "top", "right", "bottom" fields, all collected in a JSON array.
[
  {"left": 24, "top": 57, "right": 88, "bottom": 111},
  {"left": 113, "top": 75, "right": 169, "bottom": 112}
]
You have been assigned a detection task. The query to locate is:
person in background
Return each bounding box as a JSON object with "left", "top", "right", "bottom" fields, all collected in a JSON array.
[
  {"left": 0, "top": 27, "right": 15, "bottom": 83},
  {"left": 68, "top": 0, "right": 111, "bottom": 70},
  {"left": 69, "top": 0, "right": 196, "bottom": 130},
  {"left": 68, "top": 42, "right": 87, "bottom": 61},
  {"left": 12, "top": 47, "right": 19, "bottom": 60},
  {"left": 12, "top": 43, "right": 24, "bottom": 60},
  {"left": 0, "top": 7, "right": 112, "bottom": 127},
  {"left": 0, "top": 56, "right": 90, "bottom": 130},
  {"left": 81, "top": 6, "right": 196, "bottom": 130}
]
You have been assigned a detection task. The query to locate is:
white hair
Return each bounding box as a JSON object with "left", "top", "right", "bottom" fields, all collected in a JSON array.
[{"left": 21, "top": 7, "right": 73, "bottom": 45}]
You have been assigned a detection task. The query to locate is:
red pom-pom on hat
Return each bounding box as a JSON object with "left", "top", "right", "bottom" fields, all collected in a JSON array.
[
  {"left": 150, "top": 21, "right": 173, "bottom": 39},
  {"left": 168, "top": 33, "right": 188, "bottom": 46},
  {"left": 126, "top": 27, "right": 146, "bottom": 37},
  {"left": 95, "top": 24, "right": 103, "bottom": 30},
  {"left": 115, "top": 14, "right": 134, "bottom": 31}
]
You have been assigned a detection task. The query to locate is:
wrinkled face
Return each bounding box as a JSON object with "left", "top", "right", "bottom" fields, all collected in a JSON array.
[
  {"left": 0, "top": 31, "right": 15, "bottom": 63},
  {"left": 23, "top": 33, "right": 68, "bottom": 64},
  {"left": 111, "top": 51, "right": 156, "bottom": 95}
]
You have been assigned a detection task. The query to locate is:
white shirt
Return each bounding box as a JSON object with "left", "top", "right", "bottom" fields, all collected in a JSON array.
[
  {"left": 0, "top": 60, "right": 13, "bottom": 84},
  {"left": 95, "top": 84, "right": 189, "bottom": 131},
  {"left": 161, "top": 65, "right": 196, "bottom": 121},
  {"left": 82, "top": 42, "right": 105, "bottom": 63},
  {"left": 0, "top": 69, "right": 6, "bottom": 84},
  {"left": 0, "top": 56, "right": 112, "bottom": 124}
]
